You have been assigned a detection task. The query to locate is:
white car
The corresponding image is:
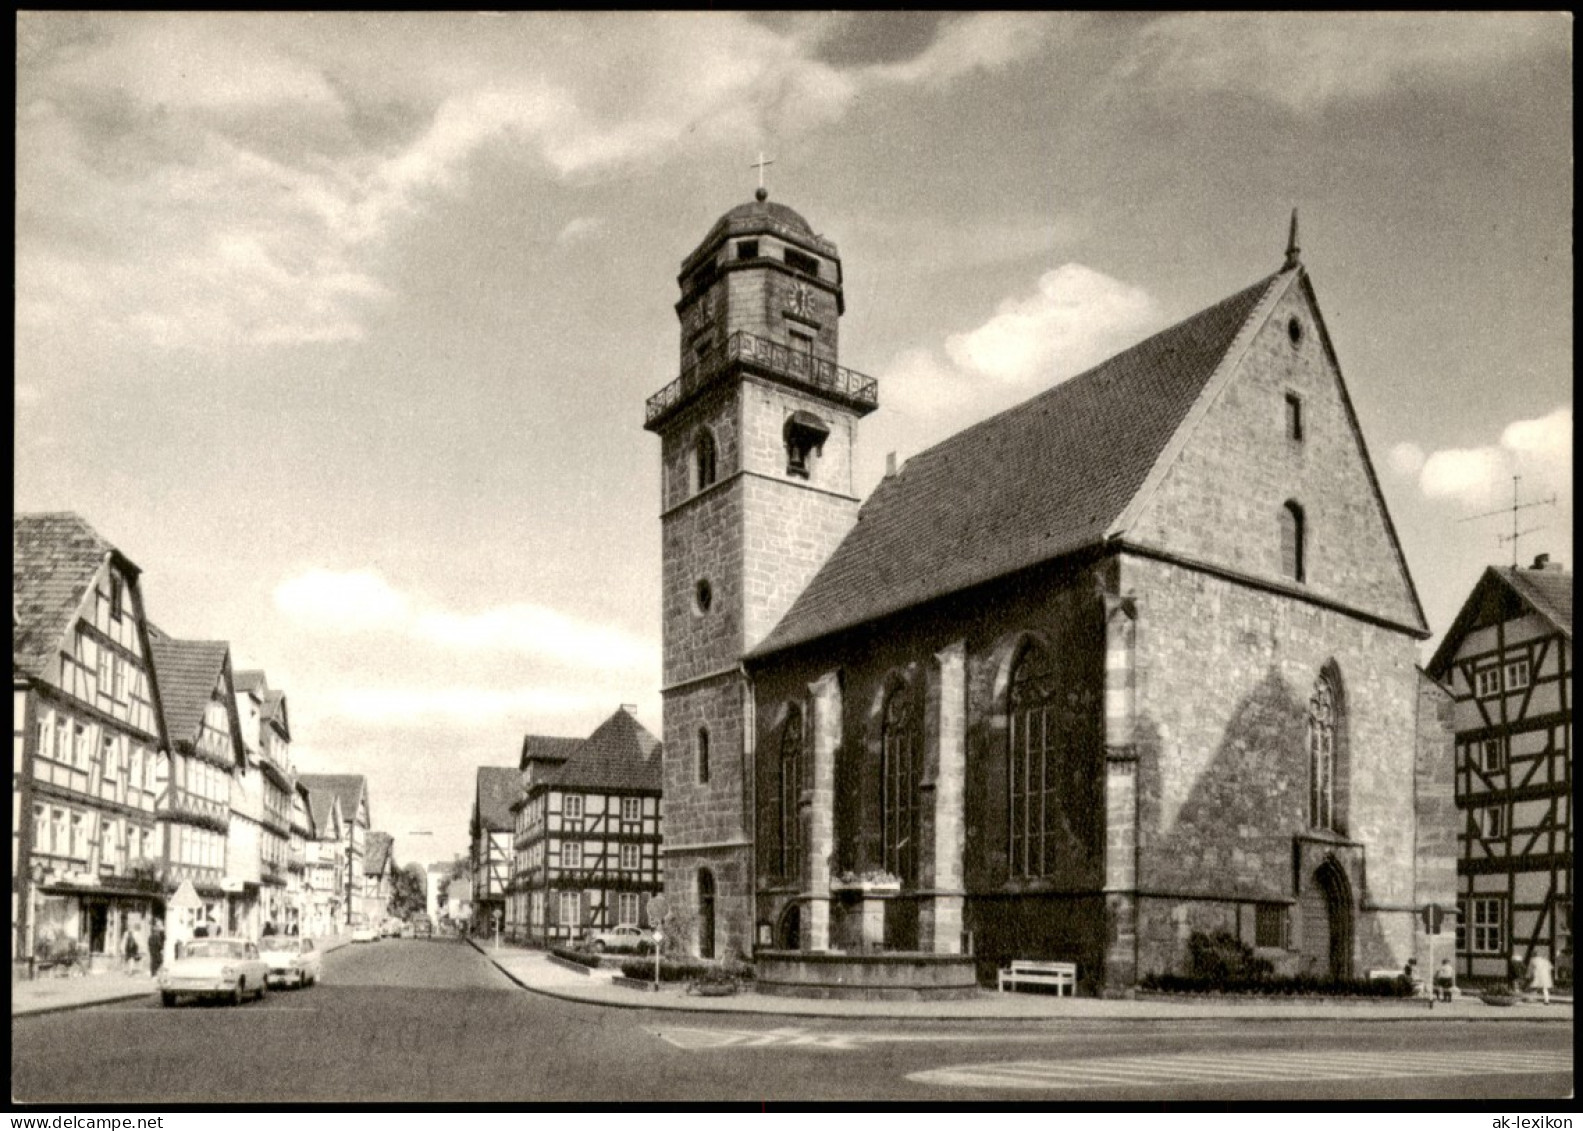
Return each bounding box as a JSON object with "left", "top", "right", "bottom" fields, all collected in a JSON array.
[
  {"left": 587, "top": 925, "right": 657, "bottom": 954},
  {"left": 159, "top": 938, "right": 270, "bottom": 1007},
  {"left": 352, "top": 923, "right": 378, "bottom": 943},
  {"left": 258, "top": 936, "right": 322, "bottom": 988}
]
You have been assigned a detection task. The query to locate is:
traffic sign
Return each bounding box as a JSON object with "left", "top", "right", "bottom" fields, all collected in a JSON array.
[
  {"left": 646, "top": 895, "right": 668, "bottom": 923},
  {"left": 1421, "top": 903, "right": 1445, "bottom": 934}
]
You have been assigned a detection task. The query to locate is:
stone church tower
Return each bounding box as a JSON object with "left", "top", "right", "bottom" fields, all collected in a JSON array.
[{"left": 643, "top": 189, "right": 878, "bottom": 959}]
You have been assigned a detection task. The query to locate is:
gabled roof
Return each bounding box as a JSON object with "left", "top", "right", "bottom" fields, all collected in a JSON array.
[
  {"left": 260, "top": 689, "right": 290, "bottom": 741},
  {"left": 519, "top": 734, "right": 583, "bottom": 772},
  {"left": 292, "top": 781, "right": 317, "bottom": 836},
  {"left": 13, "top": 512, "right": 136, "bottom": 679},
  {"left": 474, "top": 767, "right": 521, "bottom": 832},
  {"left": 1427, "top": 563, "right": 1573, "bottom": 679},
  {"left": 298, "top": 774, "right": 366, "bottom": 829},
  {"left": 233, "top": 670, "right": 268, "bottom": 698},
  {"left": 148, "top": 637, "right": 236, "bottom": 754},
  {"left": 365, "top": 831, "right": 394, "bottom": 877},
  {"left": 547, "top": 707, "right": 662, "bottom": 793}
]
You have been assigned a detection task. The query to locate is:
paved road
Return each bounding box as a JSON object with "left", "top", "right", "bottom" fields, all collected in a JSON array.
[{"left": 11, "top": 939, "right": 1573, "bottom": 1103}]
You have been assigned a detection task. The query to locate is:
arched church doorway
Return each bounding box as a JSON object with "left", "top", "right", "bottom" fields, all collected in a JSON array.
[
  {"left": 777, "top": 903, "right": 801, "bottom": 950},
  {"left": 1301, "top": 856, "right": 1354, "bottom": 980},
  {"left": 698, "top": 869, "right": 716, "bottom": 960}
]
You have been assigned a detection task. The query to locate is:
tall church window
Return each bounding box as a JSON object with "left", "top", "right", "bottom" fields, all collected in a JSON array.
[
  {"left": 1280, "top": 501, "right": 1306, "bottom": 582},
  {"left": 693, "top": 429, "right": 717, "bottom": 493},
  {"left": 779, "top": 706, "right": 804, "bottom": 881},
  {"left": 881, "top": 681, "right": 921, "bottom": 883},
  {"left": 1308, "top": 674, "right": 1337, "bottom": 831},
  {"left": 696, "top": 727, "right": 710, "bottom": 785},
  {"left": 1008, "top": 640, "right": 1060, "bottom": 878}
]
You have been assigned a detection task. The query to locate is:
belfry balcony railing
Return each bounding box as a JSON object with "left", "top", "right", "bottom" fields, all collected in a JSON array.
[{"left": 645, "top": 330, "right": 878, "bottom": 426}]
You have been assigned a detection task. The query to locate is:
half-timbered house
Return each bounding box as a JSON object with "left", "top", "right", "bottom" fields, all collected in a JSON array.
[
  {"left": 1427, "top": 555, "right": 1572, "bottom": 986},
  {"left": 514, "top": 706, "right": 663, "bottom": 947},
  {"left": 506, "top": 734, "right": 581, "bottom": 941},
  {"left": 300, "top": 782, "right": 346, "bottom": 936},
  {"left": 146, "top": 634, "right": 245, "bottom": 944},
  {"left": 365, "top": 831, "right": 395, "bottom": 918},
  {"left": 299, "top": 774, "right": 370, "bottom": 930},
  {"left": 13, "top": 513, "right": 167, "bottom": 968},
  {"left": 235, "top": 671, "right": 294, "bottom": 932},
  {"left": 470, "top": 767, "right": 516, "bottom": 934}
]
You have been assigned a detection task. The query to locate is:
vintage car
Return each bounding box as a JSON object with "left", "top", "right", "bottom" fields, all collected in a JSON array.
[
  {"left": 258, "top": 935, "right": 322, "bottom": 988},
  {"left": 352, "top": 921, "right": 379, "bottom": 943},
  {"left": 159, "top": 938, "right": 271, "bottom": 1006},
  {"left": 586, "top": 925, "right": 657, "bottom": 954}
]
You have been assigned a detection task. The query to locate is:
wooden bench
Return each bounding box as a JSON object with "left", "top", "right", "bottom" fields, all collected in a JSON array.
[{"left": 998, "top": 959, "right": 1077, "bottom": 996}]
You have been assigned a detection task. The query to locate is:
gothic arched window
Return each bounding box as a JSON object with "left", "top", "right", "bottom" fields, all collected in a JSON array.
[
  {"left": 881, "top": 681, "right": 921, "bottom": 884},
  {"left": 1308, "top": 674, "right": 1337, "bottom": 831},
  {"left": 779, "top": 706, "right": 804, "bottom": 881},
  {"left": 1008, "top": 639, "right": 1060, "bottom": 878},
  {"left": 1280, "top": 501, "right": 1306, "bottom": 582},
  {"left": 693, "top": 429, "right": 717, "bottom": 493}
]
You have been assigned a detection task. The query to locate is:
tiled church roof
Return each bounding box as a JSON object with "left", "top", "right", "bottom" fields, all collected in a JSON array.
[{"left": 751, "top": 273, "right": 1283, "bottom": 656}]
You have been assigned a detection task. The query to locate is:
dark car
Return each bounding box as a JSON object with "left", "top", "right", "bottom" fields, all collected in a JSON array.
[{"left": 412, "top": 916, "right": 434, "bottom": 937}]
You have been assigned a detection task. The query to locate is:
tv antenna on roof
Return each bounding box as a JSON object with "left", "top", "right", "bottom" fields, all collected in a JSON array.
[{"left": 1459, "top": 475, "right": 1558, "bottom": 566}]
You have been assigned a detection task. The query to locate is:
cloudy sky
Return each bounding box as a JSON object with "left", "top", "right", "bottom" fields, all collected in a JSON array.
[{"left": 16, "top": 12, "right": 1571, "bottom": 868}]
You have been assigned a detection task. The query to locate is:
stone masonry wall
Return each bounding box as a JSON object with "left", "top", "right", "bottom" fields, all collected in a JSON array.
[
  {"left": 1122, "top": 552, "right": 1422, "bottom": 977},
  {"left": 1127, "top": 278, "right": 1422, "bottom": 631},
  {"left": 1413, "top": 669, "right": 1458, "bottom": 966}
]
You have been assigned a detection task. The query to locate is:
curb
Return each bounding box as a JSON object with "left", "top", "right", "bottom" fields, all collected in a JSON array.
[
  {"left": 467, "top": 941, "right": 1575, "bottom": 1024},
  {"left": 13, "top": 988, "right": 156, "bottom": 1019}
]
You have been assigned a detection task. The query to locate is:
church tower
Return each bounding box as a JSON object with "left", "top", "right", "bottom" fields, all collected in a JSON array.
[{"left": 643, "top": 189, "right": 877, "bottom": 959}]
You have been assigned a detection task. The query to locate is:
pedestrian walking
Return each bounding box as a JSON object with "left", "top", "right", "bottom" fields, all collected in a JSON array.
[
  {"left": 1433, "top": 958, "right": 1456, "bottom": 1002},
  {"left": 121, "top": 923, "right": 141, "bottom": 975},
  {"left": 148, "top": 919, "right": 166, "bottom": 979},
  {"left": 1528, "top": 950, "right": 1555, "bottom": 1004}
]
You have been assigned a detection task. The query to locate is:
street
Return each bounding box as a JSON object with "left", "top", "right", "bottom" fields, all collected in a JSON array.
[{"left": 12, "top": 938, "right": 1573, "bottom": 1104}]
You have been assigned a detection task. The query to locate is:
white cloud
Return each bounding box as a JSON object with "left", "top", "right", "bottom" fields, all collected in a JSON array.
[
  {"left": 273, "top": 567, "right": 658, "bottom": 672},
  {"left": 1387, "top": 442, "right": 1425, "bottom": 478},
  {"left": 1411, "top": 406, "right": 1572, "bottom": 508},
  {"left": 556, "top": 216, "right": 606, "bottom": 246},
  {"left": 885, "top": 263, "right": 1159, "bottom": 421},
  {"left": 864, "top": 13, "right": 1070, "bottom": 88},
  {"left": 273, "top": 568, "right": 411, "bottom": 631},
  {"left": 1116, "top": 12, "right": 1561, "bottom": 114}
]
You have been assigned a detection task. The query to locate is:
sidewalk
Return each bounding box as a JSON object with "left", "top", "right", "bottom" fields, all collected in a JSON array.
[
  {"left": 12, "top": 933, "right": 357, "bottom": 1019},
  {"left": 471, "top": 940, "right": 1575, "bottom": 1024}
]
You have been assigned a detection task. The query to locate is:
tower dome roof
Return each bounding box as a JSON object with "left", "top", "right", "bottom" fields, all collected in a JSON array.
[{"left": 718, "top": 198, "right": 815, "bottom": 237}]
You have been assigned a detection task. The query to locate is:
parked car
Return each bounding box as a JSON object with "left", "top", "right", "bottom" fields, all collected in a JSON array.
[
  {"left": 352, "top": 921, "right": 378, "bottom": 943},
  {"left": 159, "top": 938, "right": 270, "bottom": 1007},
  {"left": 412, "top": 915, "right": 434, "bottom": 938},
  {"left": 382, "top": 917, "right": 403, "bottom": 938},
  {"left": 258, "top": 936, "right": 322, "bottom": 988},
  {"left": 587, "top": 925, "right": 656, "bottom": 954}
]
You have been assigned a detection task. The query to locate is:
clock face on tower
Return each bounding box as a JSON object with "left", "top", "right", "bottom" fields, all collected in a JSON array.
[{"left": 788, "top": 281, "right": 813, "bottom": 319}]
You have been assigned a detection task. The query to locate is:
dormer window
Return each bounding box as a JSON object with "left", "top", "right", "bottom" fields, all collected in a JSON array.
[{"left": 783, "top": 411, "right": 829, "bottom": 480}]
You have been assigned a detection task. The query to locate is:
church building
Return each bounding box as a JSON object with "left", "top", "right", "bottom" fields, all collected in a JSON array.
[{"left": 645, "top": 193, "right": 1453, "bottom": 991}]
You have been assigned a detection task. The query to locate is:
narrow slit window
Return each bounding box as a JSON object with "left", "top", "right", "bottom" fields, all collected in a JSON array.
[
  {"left": 1285, "top": 393, "right": 1303, "bottom": 441},
  {"left": 1280, "top": 501, "right": 1306, "bottom": 582}
]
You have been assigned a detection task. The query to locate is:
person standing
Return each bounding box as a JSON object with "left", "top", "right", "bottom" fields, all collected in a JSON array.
[
  {"left": 1528, "top": 950, "right": 1555, "bottom": 1005},
  {"left": 121, "top": 922, "right": 141, "bottom": 975},
  {"left": 1433, "top": 958, "right": 1456, "bottom": 1002},
  {"left": 148, "top": 919, "right": 166, "bottom": 979}
]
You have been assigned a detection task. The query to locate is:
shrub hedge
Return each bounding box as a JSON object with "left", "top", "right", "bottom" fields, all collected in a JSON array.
[
  {"left": 549, "top": 945, "right": 603, "bottom": 969},
  {"left": 617, "top": 956, "right": 755, "bottom": 983}
]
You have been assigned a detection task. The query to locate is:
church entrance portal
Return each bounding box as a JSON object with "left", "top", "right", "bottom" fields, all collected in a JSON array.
[
  {"left": 777, "top": 904, "right": 801, "bottom": 950},
  {"left": 1300, "top": 857, "right": 1354, "bottom": 980}
]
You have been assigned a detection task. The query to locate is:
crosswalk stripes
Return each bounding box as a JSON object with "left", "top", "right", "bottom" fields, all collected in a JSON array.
[{"left": 908, "top": 1047, "right": 1574, "bottom": 1090}]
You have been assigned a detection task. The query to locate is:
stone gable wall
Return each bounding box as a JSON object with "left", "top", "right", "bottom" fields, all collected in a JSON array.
[{"left": 1128, "top": 281, "right": 1422, "bottom": 631}]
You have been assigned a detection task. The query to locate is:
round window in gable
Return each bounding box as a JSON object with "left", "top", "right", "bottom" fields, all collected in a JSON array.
[
  {"left": 694, "top": 579, "right": 713, "bottom": 615},
  {"left": 1287, "top": 316, "right": 1304, "bottom": 347}
]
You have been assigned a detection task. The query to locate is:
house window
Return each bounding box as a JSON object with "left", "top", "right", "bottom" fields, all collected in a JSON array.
[
  {"left": 618, "top": 891, "right": 640, "bottom": 926},
  {"left": 620, "top": 843, "right": 640, "bottom": 870},
  {"left": 1285, "top": 393, "right": 1303, "bottom": 442},
  {"left": 1280, "top": 501, "right": 1306, "bottom": 582},
  {"left": 562, "top": 842, "right": 582, "bottom": 869},
  {"left": 692, "top": 429, "right": 717, "bottom": 492},
  {"left": 620, "top": 796, "right": 641, "bottom": 823},
  {"left": 1468, "top": 896, "right": 1504, "bottom": 954},
  {"left": 72, "top": 723, "right": 89, "bottom": 770},
  {"left": 563, "top": 795, "right": 583, "bottom": 819},
  {"left": 736, "top": 240, "right": 758, "bottom": 260},
  {"left": 110, "top": 575, "right": 124, "bottom": 621},
  {"left": 1480, "top": 738, "right": 1505, "bottom": 773},
  {"left": 1475, "top": 667, "right": 1501, "bottom": 699},
  {"left": 1505, "top": 658, "right": 1531, "bottom": 691},
  {"left": 69, "top": 812, "right": 85, "bottom": 860},
  {"left": 1477, "top": 805, "right": 1505, "bottom": 839},
  {"left": 697, "top": 727, "right": 710, "bottom": 784},
  {"left": 779, "top": 705, "right": 804, "bottom": 880},
  {"left": 784, "top": 248, "right": 820, "bottom": 277},
  {"left": 1255, "top": 904, "right": 1288, "bottom": 949},
  {"left": 559, "top": 891, "right": 580, "bottom": 928},
  {"left": 1008, "top": 639, "right": 1061, "bottom": 878},
  {"left": 53, "top": 714, "right": 69, "bottom": 763},
  {"left": 881, "top": 680, "right": 921, "bottom": 884},
  {"left": 1308, "top": 674, "right": 1337, "bottom": 831}
]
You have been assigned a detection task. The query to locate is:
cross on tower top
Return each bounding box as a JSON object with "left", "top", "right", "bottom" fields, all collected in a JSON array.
[{"left": 751, "top": 152, "right": 775, "bottom": 202}]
